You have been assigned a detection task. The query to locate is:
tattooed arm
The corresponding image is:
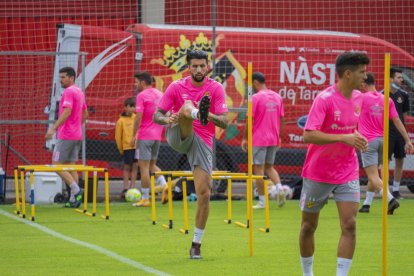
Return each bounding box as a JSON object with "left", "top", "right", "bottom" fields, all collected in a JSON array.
[
  {"left": 153, "top": 108, "right": 179, "bottom": 125},
  {"left": 208, "top": 112, "right": 228, "bottom": 129}
]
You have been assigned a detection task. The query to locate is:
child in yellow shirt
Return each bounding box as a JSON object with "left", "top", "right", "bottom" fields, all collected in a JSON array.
[{"left": 115, "top": 98, "right": 138, "bottom": 200}]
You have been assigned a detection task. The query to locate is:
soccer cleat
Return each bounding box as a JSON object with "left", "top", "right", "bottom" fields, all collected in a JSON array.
[
  {"left": 64, "top": 200, "right": 81, "bottom": 208},
  {"left": 387, "top": 198, "right": 400, "bottom": 215},
  {"left": 276, "top": 190, "right": 286, "bottom": 207},
  {"left": 120, "top": 189, "right": 128, "bottom": 201},
  {"left": 391, "top": 191, "right": 403, "bottom": 199},
  {"left": 198, "top": 93, "right": 211, "bottom": 126},
  {"left": 253, "top": 202, "right": 265, "bottom": 209},
  {"left": 358, "top": 205, "right": 370, "bottom": 213},
  {"left": 189, "top": 242, "right": 202, "bottom": 259},
  {"left": 132, "top": 198, "right": 150, "bottom": 207}
]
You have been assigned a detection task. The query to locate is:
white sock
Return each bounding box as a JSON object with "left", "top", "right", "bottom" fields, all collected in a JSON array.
[
  {"left": 141, "top": 188, "right": 150, "bottom": 199},
  {"left": 69, "top": 183, "right": 80, "bottom": 202},
  {"left": 193, "top": 227, "right": 204, "bottom": 244},
  {"left": 379, "top": 189, "right": 394, "bottom": 203},
  {"left": 191, "top": 109, "right": 199, "bottom": 120},
  {"left": 336, "top": 257, "right": 352, "bottom": 276},
  {"left": 300, "top": 255, "right": 314, "bottom": 276},
  {"left": 363, "top": 191, "right": 375, "bottom": 205},
  {"left": 259, "top": 195, "right": 265, "bottom": 205},
  {"left": 393, "top": 181, "right": 400, "bottom": 192},
  {"left": 275, "top": 183, "right": 283, "bottom": 193},
  {"left": 156, "top": 175, "right": 167, "bottom": 186}
]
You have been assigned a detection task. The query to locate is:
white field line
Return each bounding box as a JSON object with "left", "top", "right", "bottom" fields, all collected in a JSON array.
[{"left": 0, "top": 209, "right": 171, "bottom": 276}]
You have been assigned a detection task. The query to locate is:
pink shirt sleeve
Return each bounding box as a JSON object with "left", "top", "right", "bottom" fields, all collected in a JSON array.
[
  {"left": 158, "top": 84, "right": 175, "bottom": 112},
  {"left": 389, "top": 99, "right": 399, "bottom": 119},
  {"left": 136, "top": 94, "right": 144, "bottom": 113},
  {"left": 62, "top": 90, "right": 74, "bottom": 109},
  {"left": 213, "top": 84, "right": 228, "bottom": 114},
  {"left": 305, "top": 96, "right": 326, "bottom": 131}
]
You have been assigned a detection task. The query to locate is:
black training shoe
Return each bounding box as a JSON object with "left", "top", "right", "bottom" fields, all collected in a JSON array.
[
  {"left": 387, "top": 198, "right": 400, "bottom": 215},
  {"left": 64, "top": 200, "right": 81, "bottom": 208},
  {"left": 359, "top": 205, "right": 370, "bottom": 213},
  {"left": 198, "top": 93, "right": 211, "bottom": 126},
  {"left": 189, "top": 242, "right": 202, "bottom": 259},
  {"left": 392, "top": 191, "right": 402, "bottom": 199}
]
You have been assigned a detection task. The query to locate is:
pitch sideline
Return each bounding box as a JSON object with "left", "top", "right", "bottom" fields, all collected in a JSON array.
[{"left": 0, "top": 209, "right": 170, "bottom": 276}]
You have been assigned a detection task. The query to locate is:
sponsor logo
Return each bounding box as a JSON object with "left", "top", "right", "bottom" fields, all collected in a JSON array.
[
  {"left": 354, "top": 106, "right": 361, "bottom": 116},
  {"left": 334, "top": 110, "right": 341, "bottom": 121},
  {"left": 299, "top": 47, "right": 320, "bottom": 53},
  {"left": 297, "top": 115, "right": 308, "bottom": 129},
  {"left": 278, "top": 46, "right": 296, "bottom": 53}
]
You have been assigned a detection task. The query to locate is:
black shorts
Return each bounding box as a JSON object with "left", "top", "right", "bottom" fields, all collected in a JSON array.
[
  {"left": 123, "top": 149, "right": 138, "bottom": 165},
  {"left": 388, "top": 136, "right": 406, "bottom": 159}
]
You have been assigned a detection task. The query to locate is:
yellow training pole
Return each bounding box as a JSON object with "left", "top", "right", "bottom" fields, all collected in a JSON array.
[
  {"left": 167, "top": 175, "right": 173, "bottom": 229},
  {"left": 181, "top": 179, "right": 189, "bottom": 234},
  {"left": 20, "top": 169, "right": 26, "bottom": 219},
  {"left": 83, "top": 172, "right": 89, "bottom": 213},
  {"left": 92, "top": 171, "right": 97, "bottom": 216},
  {"left": 150, "top": 174, "right": 156, "bottom": 225},
  {"left": 382, "top": 53, "right": 391, "bottom": 276},
  {"left": 103, "top": 169, "right": 109, "bottom": 220},
  {"left": 14, "top": 168, "right": 20, "bottom": 215},
  {"left": 264, "top": 180, "right": 270, "bottom": 232},
  {"left": 29, "top": 171, "right": 35, "bottom": 221},
  {"left": 225, "top": 178, "right": 232, "bottom": 224},
  {"left": 247, "top": 61, "right": 254, "bottom": 256}
]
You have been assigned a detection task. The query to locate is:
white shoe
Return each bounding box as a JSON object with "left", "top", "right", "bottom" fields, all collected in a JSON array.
[
  {"left": 276, "top": 191, "right": 286, "bottom": 207},
  {"left": 253, "top": 202, "right": 265, "bottom": 209}
]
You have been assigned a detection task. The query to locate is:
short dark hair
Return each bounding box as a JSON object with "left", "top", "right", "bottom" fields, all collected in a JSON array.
[
  {"left": 390, "top": 67, "right": 403, "bottom": 78},
  {"left": 252, "top": 72, "right": 266, "bottom": 84},
  {"left": 59, "top": 67, "right": 76, "bottom": 78},
  {"left": 186, "top": 50, "right": 209, "bottom": 65},
  {"left": 335, "top": 52, "right": 370, "bottom": 77},
  {"left": 134, "top": 71, "right": 152, "bottom": 85},
  {"left": 124, "top": 97, "right": 135, "bottom": 107},
  {"left": 364, "top": 72, "right": 375, "bottom": 85}
]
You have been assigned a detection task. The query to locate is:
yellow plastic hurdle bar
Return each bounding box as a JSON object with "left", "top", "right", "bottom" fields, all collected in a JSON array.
[
  {"left": 150, "top": 171, "right": 248, "bottom": 229},
  {"left": 14, "top": 165, "right": 95, "bottom": 217},
  {"left": 14, "top": 165, "right": 109, "bottom": 221},
  {"left": 184, "top": 175, "right": 270, "bottom": 233}
]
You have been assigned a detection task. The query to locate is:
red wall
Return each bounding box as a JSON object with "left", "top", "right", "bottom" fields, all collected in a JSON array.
[{"left": 165, "top": 0, "right": 414, "bottom": 56}]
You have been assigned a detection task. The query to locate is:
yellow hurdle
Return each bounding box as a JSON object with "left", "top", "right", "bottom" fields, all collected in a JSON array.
[
  {"left": 14, "top": 165, "right": 109, "bottom": 220},
  {"left": 13, "top": 168, "right": 20, "bottom": 215},
  {"left": 180, "top": 179, "right": 189, "bottom": 234}
]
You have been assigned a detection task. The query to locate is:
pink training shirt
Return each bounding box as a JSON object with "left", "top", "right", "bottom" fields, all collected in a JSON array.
[
  {"left": 301, "top": 85, "right": 363, "bottom": 184},
  {"left": 57, "top": 85, "right": 87, "bottom": 140},
  {"left": 358, "top": 91, "right": 399, "bottom": 142},
  {"left": 136, "top": 87, "right": 164, "bottom": 140},
  {"left": 252, "top": 89, "right": 284, "bottom": 146},
  {"left": 158, "top": 76, "right": 228, "bottom": 148}
]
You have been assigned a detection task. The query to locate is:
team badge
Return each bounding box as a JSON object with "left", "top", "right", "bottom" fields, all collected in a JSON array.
[{"left": 397, "top": 97, "right": 403, "bottom": 103}]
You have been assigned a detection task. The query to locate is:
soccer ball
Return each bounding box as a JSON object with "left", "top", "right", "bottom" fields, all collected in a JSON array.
[
  {"left": 281, "top": 185, "right": 293, "bottom": 200},
  {"left": 125, "top": 188, "right": 142, "bottom": 202}
]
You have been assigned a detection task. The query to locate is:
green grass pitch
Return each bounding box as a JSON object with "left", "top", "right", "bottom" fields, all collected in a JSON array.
[{"left": 0, "top": 199, "right": 413, "bottom": 275}]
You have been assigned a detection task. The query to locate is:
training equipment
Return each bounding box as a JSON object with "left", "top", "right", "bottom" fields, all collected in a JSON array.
[
  {"left": 125, "top": 188, "right": 141, "bottom": 203},
  {"left": 281, "top": 185, "right": 293, "bottom": 200},
  {"left": 14, "top": 165, "right": 109, "bottom": 221}
]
